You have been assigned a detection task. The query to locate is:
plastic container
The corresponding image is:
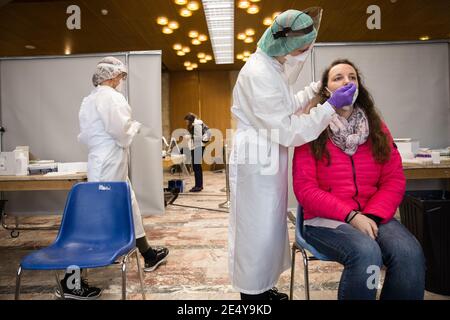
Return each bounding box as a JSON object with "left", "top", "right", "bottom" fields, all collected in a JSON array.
[
  {"left": 399, "top": 190, "right": 450, "bottom": 295},
  {"left": 15, "top": 153, "right": 28, "bottom": 176}
]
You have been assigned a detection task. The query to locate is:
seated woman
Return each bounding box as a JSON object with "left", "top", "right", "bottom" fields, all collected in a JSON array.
[{"left": 292, "top": 59, "right": 425, "bottom": 300}]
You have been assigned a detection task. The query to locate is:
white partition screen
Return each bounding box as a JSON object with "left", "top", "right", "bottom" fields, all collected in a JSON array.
[{"left": 0, "top": 51, "right": 164, "bottom": 216}]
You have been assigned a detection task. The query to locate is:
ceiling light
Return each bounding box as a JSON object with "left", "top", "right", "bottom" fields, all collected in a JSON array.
[
  {"left": 173, "top": 43, "right": 183, "bottom": 50},
  {"left": 419, "top": 36, "right": 430, "bottom": 41},
  {"left": 244, "top": 37, "right": 254, "bottom": 43},
  {"left": 237, "top": 54, "right": 244, "bottom": 60},
  {"left": 199, "top": 59, "right": 207, "bottom": 63},
  {"left": 186, "top": 66, "right": 194, "bottom": 71},
  {"left": 245, "top": 28, "right": 255, "bottom": 36},
  {"left": 191, "top": 63, "right": 198, "bottom": 68},
  {"left": 189, "top": 30, "right": 199, "bottom": 38},
  {"left": 101, "top": 9, "right": 108, "bottom": 16},
  {"left": 263, "top": 17, "right": 273, "bottom": 26},
  {"left": 205, "top": 54, "right": 212, "bottom": 61},
  {"left": 182, "top": 46, "right": 191, "bottom": 53},
  {"left": 247, "top": 4, "right": 259, "bottom": 14},
  {"left": 180, "top": 8, "right": 192, "bottom": 17},
  {"left": 198, "top": 34, "right": 208, "bottom": 42},
  {"left": 238, "top": 1, "right": 250, "bottom": 9},
  {"left": 202, "top": 0, "right": 234, "bottom": 64},
  {"left": 175, "top": 0, "right": 188, "bottom": 5},
  {"left": 192, "top": 39, "right": 201, "bottom": 45},
  {"left": 184, "top": 61, "right": 191, "bottom": 67},
  {"left": 187, "top": 1, "right": 200, "bottom": 11},
  {"left": 177, "top": 51, "right": 186, "bottom": 56},
  {"left": 25, "top": 45, "right": 36, "bottom": 50},
  {"left": 168, "top": 21, "right": 179, "bottom": 29},
  {"left": 272, "top": 12, "right": 281, "bottom": 20},
  {"left": 237, "top": 33, "right": 246, "bottom": 40},
  {"left": 197, "top": 52, "right": 206, "bottom": 58},
  {"left": 250, "top": 0, "right": 260, "bottom": 2},
  {"left": 242, "top": 57, "right": 248, "bottom": 62},
  {"left": 157, "top": 16, "right": 169, "bottom": 25},
  {"left": 162, "top": 26, "right": 174, "bottom": 34},
  {"left": 243, "top": 50, "right": 251, "bottom": 57}
]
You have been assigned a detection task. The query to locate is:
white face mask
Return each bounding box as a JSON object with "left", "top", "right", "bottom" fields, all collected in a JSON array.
[
  {"left": 283, "top": 50, "right": 310, "bottom": 85},
  {"left": 115, "top": 79, "right": 125, "bottom": 93},
  {"left": 326, "top": 86, "right": 359, "bottom": 111}
]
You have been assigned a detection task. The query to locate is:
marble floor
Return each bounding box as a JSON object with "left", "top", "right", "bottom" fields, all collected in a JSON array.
[{"left": 0, "top": 171, "right": 448, "bottom": 300}]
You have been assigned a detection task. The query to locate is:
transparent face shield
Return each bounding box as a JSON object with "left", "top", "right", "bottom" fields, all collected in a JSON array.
[{"left": 272, "top": 7, "right": 323, "bottom": 85}]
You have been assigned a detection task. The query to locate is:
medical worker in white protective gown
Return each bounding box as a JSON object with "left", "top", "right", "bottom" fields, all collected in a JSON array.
[
  {"left": 229, "top": 9, "right": 357, "bottom": 300},
  {"left": 55, "top": 57, "right": 169, "bottom": 300}
]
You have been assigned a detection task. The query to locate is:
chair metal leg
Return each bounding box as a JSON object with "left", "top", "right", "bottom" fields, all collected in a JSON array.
[
  {"left": 121, "top": 253, "right": 130, "bottom": 300},
  {"left": 15, "top": 266, "right": 22, "bottom": 300},
  {"left": 54, "top": 271, "right": 65, "bottom": 300},
  {"left": 289, "top": 245, "right": 297, "bottom": 300},
  {"left": 300, "top": 249, "right": 310, "bottom": 300},
  {"left": 135, "top": 250, "right": 146, "bottom": 300}
]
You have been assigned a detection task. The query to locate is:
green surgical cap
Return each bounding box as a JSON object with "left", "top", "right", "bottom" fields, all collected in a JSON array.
[{"left": 257, "top": 9, "right": 317, "bottom": 57}]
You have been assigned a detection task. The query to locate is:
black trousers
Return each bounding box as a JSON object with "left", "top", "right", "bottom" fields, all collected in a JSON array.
[{"left": 191, "top": 146, "right": 205, "bottom": 188}]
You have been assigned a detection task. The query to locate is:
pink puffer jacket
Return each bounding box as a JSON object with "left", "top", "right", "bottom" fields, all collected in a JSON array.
[{"left": 293, "top": 125, "right": 406, "bottom": 224}]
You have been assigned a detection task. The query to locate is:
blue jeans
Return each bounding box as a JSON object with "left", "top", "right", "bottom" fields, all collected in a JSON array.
[{"left": 305, "top": 219, "right": 426, "bottom": 300}]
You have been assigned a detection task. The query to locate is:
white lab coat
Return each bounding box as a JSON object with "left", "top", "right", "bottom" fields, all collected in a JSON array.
[
  {"left": 229, "top": 48, "right": 336, "bottom": 294},
  {"left": 78, "top": 85, "right": 144, "bottom": 238}
]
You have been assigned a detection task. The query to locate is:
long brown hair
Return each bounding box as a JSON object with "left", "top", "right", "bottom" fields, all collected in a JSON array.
[{"left": 311, "top": 59, "right": 391, "bottom": 164}]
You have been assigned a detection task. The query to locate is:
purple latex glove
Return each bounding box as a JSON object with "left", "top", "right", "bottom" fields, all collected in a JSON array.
[{"left": 327, "top": 83, "right": 357, "bottom": 109}]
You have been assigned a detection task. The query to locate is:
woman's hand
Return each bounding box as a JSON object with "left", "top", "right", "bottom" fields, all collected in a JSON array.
[{"left": 349, "top": 213, "right": 379, "bottom": 240}]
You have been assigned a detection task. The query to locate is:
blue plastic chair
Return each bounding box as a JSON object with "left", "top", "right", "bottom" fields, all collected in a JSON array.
[
  {"left": 289, "top": 205, "right": 332, "bottom": 300},
  {"left": 15, "top": 182, "right": 146, "bottom": 300}
]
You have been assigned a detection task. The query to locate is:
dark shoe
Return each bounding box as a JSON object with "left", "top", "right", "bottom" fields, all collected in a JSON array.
[
  {"left": 189, "top": 187, "right": 203, "bottom": 192},
  {"left": 55, "top": 278, "right": 102, "bottom": 300},
  {"left": 268, "top": 287, "right": 288, "bottom": 300},
  {"left": 144, "top": 247, "right": 169, "bottom": 272}
]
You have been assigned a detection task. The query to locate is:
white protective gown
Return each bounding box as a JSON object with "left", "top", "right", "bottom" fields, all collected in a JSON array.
[
  {"left": 229, "top": 48, "right": 336, "bottom": 294},
  {"left": 78, "top": 85, "right": 144, "bottom": 238}
]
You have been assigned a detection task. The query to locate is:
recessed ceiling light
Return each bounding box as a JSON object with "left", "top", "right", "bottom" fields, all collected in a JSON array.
[
  {"left": 192, "top": 39, "right": 201, "bottom": 45},
  {"left": 25, "top": 45, "right": 36, "bottom": 50},
  {"left": 199, "top": 59, "right": 207, "bottom": 63},
  {"left": 237, "top": 54, "right": 244, "bottom": 60},
  {"left": 189, "top": 30, "right": 199, "bottom": 38},
  {"left": 419, "top": 36, "right": 430, "bottom": 41},
  {"left": 180, "top": 8, "right": 192, "bottom": 17},
  {"left": 162, "top": 26, "right": 174, "bottom": 34},
  {"left": 247, "top": 4, "right": 259, "bottom": 14},
  {"left": 177, "top": 51, "right": 186, "bottom": 56},
  {"left": 263, "top": 17, "right": 273, "bottom": 26},
  {"left": 203, "top": 0, "right": 234, "bottom": 64},
  {"left": 197, "top": 52, "right": 206, "bottom": 59},
  {"left": 187, "top": 1, "right": 200, "bottom": 11},
  {"left": 184, "top": 61, "right": 191, "bottom": 67},
  {"left": 101, "top": 9, "right": 108, "bottom": 15},
  {"left": 168, "top": 21, "right": 179, "bottom": 29},
  {"left": 237, "top": 33, "right": 246, "bottom": 40},
  {"left": 242, "top": 57, "right": 248, "bottom": 62},
  {"left": 250, "top": 0, "right": 260, "bottom": 2},
  {"left": 191, "top": 63, "right": 198, "bottom": 68},
  {"left": 182, "top": 46, "right": 191, "bottom": 53},
  {"left": 238, "top": 1, "right": 250, "bottom": 9},
  {"left": 245, "top": 28, "right": 255, "bottom": 36},
  {"left": 243, "top": 50, "right": 251, "bottom": 57},
  {"left": 175, "top": 0, "right": 188, "bottom": 5},
  {"left": 173, "top": 43, "right": 183, "bottom": 50},
  {"left": 186, "top": 66, "right": 194, "bottom": 71},
  {"left": 204, "top": 54, "right": 212, "bottom": 61},
  {"left": 198, "top": 34, "right": 208, "bottom": 42},
  {"left": 157, "top": 16, "right": 169, "bottom": 25},
  {"left": 244, "top": 37, "right": 254, "bottom": 43}
]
